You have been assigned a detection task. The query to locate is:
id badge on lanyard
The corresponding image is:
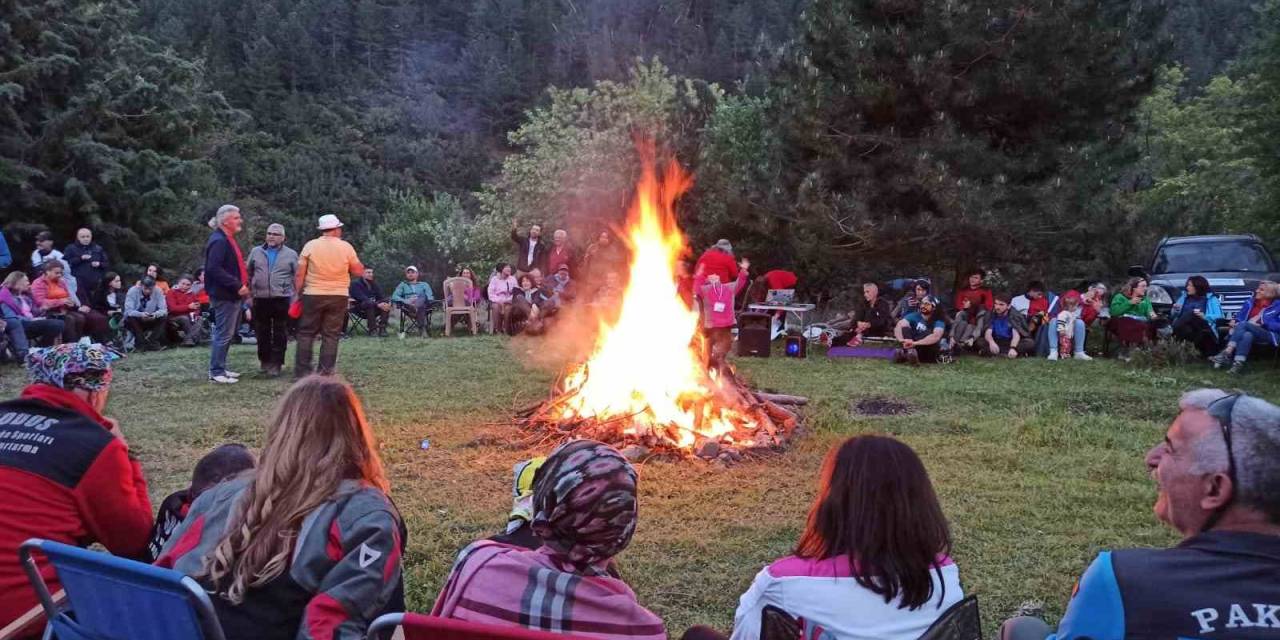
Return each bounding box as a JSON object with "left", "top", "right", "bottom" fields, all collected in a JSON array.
[{"left": 712, "top": 282, "right": 726, "bottom": 313}]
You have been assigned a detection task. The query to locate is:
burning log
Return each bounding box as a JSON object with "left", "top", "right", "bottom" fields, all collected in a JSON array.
[{"left": 512, "top": 141, "right": 804, "bottom": 462}]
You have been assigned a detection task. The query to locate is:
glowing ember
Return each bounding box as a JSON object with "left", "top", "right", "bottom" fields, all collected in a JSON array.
[{"left": 553, "top": 145, "right": 756, "bottom": 450}]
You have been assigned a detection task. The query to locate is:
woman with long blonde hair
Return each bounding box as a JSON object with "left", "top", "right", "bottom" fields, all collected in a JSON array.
[{"left": 158, "top": 376, "right": 404, "bottom": 640}]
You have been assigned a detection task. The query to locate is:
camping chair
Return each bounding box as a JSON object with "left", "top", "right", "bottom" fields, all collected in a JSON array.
[
  {"left": 366, "top": 612, "right": 594, "bottom": 640},
  {"left": 442, "top": 277, "right": 479, "bottom": 336},
  {"left": 18, "top": 538, "right": 226, "bottom": 640},
  {"left": 396, "top": 300, "right": 437, "bottom": 337},
  {"left": 347, "top": 298, "right": 371, "bottom": 336},
  {"left": 756, "top": 595, "right": 980, "bottom": 640}
]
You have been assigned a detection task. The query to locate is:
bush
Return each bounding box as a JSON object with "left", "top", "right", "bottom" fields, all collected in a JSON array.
[{"left": 1125, "top": 338, "right": 1204, "bottom": 369}]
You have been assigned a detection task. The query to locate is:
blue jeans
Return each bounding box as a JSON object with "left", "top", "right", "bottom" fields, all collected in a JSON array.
[
  {"left": 1048, "top": 318, "right": 1087, "bottom": 354},
  {"left": 1230, "top": 322, "right": 1274, "bottom": 359},
  {"left": 209, "top": 298, "right": 240, "bottom": 376}
]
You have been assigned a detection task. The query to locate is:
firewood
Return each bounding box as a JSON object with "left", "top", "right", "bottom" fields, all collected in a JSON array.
[{"left": 754, "top": 392, "right": 809, "bottom": 406}]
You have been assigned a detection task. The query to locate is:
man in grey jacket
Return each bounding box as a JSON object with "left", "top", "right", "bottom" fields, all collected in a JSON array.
[
  {"left": 245, "top": 223, "right": 298, "bottom": 377},
  {"left": 125, "top": 277, "right": 169, "bottom": 351}
]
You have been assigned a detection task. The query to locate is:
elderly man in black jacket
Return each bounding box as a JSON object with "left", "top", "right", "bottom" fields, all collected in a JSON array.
[
  {"left": 64, "top": 228, "right": 109, "bottom": 294},
  {"left": 204, "top": 205, "right": 249, "bottom": 384}
]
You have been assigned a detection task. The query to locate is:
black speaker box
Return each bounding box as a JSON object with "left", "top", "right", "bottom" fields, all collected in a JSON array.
[
  {"left": 785, "top": 334, "right": 807, "bottom": 358},
  {"left": 737, "top": 312, "right": 772, "bottom": 357}
]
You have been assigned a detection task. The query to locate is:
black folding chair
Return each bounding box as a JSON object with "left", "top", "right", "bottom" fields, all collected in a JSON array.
[
  {"left": 346, "top": 299, "right": 370, "bottom": 336},
  {"left": 396, "top": 301, "right": 438, "bottom": 337}
]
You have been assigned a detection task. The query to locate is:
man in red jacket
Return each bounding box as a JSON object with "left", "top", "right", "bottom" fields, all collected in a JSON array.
[
  {"left": 0, "top": 343, "right": 152, "bottom": 638},
  {"left": 694, "top": 239, "right": 739, "bottom": 284}
]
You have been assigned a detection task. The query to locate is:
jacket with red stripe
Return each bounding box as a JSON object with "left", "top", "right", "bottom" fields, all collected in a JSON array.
[
  {"left": 0, "top": 384, "right": 153, "bottom": 634},
  {"left": 157, "top": 477, "right": 404, "bottom": 640}
]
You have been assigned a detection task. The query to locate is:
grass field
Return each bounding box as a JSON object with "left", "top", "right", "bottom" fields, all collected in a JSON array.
[{"left": 6, "top": 333, "right": 1280, "bottom": 636}]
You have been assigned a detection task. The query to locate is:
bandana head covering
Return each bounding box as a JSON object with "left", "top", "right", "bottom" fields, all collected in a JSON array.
[
  {"left": 26, "top": 342, "right": 120, "bottom": 391},
  {"left": 531, "top": 439, "right": 638, "bottom": 571}
]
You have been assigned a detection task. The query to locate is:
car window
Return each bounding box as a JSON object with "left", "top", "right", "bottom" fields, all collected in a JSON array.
[{"left": 1153, "top": 243, "right": 1276, "bottom": 274}]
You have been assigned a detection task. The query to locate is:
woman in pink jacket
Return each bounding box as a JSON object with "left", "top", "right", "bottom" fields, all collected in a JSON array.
[
  {"left": 694, "top": 257, "right": 749, "bottom": 374},
  {"left": 487, "top": 263, "right": 518, "bottom": 334}
]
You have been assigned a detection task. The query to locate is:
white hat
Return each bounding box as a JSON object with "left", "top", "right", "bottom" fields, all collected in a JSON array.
[
  {"left": 405, "top": 265, "right": 418, "bottom": 272},
  {"left": 317, "top": 214, "right": 344, "bottom": 230}
]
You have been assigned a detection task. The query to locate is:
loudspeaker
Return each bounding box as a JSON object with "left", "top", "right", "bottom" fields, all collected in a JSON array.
[
  {"left": 785, "top": 335, "right": 807, "bottom": 358},
  {"left": 737, "top": 312, "right": 772, "bottom": 357}
]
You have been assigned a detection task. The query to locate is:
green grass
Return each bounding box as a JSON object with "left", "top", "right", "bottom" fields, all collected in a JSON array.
[{"left": 5, "top": 335, "right": 1279, "bottom": 635}]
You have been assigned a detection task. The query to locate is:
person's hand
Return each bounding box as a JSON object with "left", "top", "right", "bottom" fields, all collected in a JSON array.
[
  {"left": 1149, "top": 311, "right": 1158, "bottom": 320},
  {"left": 1193, "top": 309, "right": 1204, "bottom": 318},
  {"left": 1007, "top": 347, "right": 1018, "bottom": 359},
  {"left": 189, "top": 303, "right": 199, "bottom": 311},
  {"left": 902, "top": 338, "right": 915, "bottom": 348},
  {"left": 962, "top": 298, "right": 972, "bottom": 309},
  {"left": 987, "top": 340, "right": 999, "bottom": 355},
  {"left": 78, "top": 305, "right": 90, "bottom": 314},
  {"left": 738, "top": 258, "right": 751, "bottom": 271},
  {"left": 856, "top": 321, "right": 870, "bottom": 331},
  {"left": 238, "top": 285, "right": 250, "bottom": 298},
  {"left": 1130, "top": 295, "right": 1142, "bottom": 304},
  {"left": 82, "top": 254, "right": 92, "bottom": 261},
  {"left": 1229, "top": 319, "right": 1237, "bottom": 330},
  {"left": 91, "top": 261, "right": 100, "bottom": 268}
]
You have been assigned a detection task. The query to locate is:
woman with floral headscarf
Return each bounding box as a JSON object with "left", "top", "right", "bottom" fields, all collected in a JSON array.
[
  {"left": 0, "top": 343, "right": 152, "bottom": 637},
  {"left": 433, "top": 439, "right": 666, "bottom": 640}
]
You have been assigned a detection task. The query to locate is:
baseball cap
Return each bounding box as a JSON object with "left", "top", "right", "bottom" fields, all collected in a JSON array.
[
  {"left": 405, "top": 265, "right": 418, "bottom": 273},
  {"left": 317, "top": 214, "right": 344, "bottom": 230}
]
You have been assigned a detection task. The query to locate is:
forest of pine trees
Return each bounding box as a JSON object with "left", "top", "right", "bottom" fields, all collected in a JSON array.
[{"left": 2, "top": 0, "right": 1277, "bottom": 292}]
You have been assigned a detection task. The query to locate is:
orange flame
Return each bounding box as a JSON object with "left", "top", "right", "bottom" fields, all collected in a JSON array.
[{"left": 557, "top": 144, "right": 750, "bottom": 449}]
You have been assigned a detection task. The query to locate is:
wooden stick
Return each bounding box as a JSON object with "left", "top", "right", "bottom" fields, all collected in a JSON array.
[{"left": 754, "top": 392, "right": 809, "bottom": 406}]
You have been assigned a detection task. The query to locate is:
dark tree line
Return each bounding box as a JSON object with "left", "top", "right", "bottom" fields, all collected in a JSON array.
[{"left": 0, "top": 0, "right": 1273, "bottom": 292}]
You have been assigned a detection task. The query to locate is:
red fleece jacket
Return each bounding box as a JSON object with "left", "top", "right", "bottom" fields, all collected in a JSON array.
[{"left": 0, "top": 384, "right": 152, "bottom": 636}]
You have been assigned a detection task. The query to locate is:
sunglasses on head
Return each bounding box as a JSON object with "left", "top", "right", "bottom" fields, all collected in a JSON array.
[{"left": 1202, "top": 393, "right": 1244, "bottom": 531}]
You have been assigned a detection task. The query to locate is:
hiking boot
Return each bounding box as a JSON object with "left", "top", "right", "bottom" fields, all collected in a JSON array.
[
  {"left": 1228, "top": 361, "right": 1246, "bottom": 375},
  {"left": 1209, "top": 351, "right": 1232, "bottom": 369}
]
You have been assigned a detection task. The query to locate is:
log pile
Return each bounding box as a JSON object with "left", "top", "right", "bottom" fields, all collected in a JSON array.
[{"left": 514, "top": 372, "right": 807, "bottom": 464}]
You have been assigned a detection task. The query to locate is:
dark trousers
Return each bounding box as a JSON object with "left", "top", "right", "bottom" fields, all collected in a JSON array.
[
  {"left": 295, "top": 295, "right": 347, "bottom": 376},
  {"left": 7, "top": 318, "right": 64, "bottom": 359},
  {"left": 53, "top": 309, "right": 109, "bottom": 343},
  {"left": 706, "top": 326, "right": 734, "bottom": 372},
  {"left": 1172, "top": 315, "right": 1219, "bottom": 356},
  {"left": 253, "top": 297, "right": 290, "bottom": 368},
  {"left": 355, "top": 300, "right": 390, "bottom": 333},
  {"left": 167, "top": 314, "right": 204, "bottom": 346},
  {"left": 126, "top": 316, "right": 167, "bottom": 349}
]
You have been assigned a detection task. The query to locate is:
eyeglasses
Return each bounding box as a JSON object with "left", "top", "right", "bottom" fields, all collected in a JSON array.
[
  {"left": 266, "top": 232, "right": 284, "bottom": 236},
  {"left": 1206, "top": 393, "right": 1241, "bottom": 489}
]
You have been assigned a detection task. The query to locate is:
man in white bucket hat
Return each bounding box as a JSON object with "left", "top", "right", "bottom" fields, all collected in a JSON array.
[{"left": 293, "top": 214, "right": 363, "bottom": 377}]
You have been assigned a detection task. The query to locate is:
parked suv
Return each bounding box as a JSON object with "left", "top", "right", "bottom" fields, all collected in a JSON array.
[{"left": 1143, "top": 235, "right": 1280, "bottom": 324}]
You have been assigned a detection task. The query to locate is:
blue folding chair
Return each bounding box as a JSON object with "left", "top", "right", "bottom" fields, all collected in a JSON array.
[{"left": 19, "top": 538, "right": 226, "bottom": 640}]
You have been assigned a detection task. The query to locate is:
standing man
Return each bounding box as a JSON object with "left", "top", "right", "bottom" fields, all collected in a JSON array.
[
  {"left": 0, "top": 229, "right": 11, "bottom": 269},
  {"left": 204, "top": 205, "right": 250, "bottom": 385},
  {"left": 511, "top": 220, "right": 547, "bottom": 278},
  {"left": 245, "top": 223, "right": 297, "bottom": 378},
  {"left": 123, "top": 276, "right": 168, "bottom": 351},
  {"left": 64, "top": 228, "right": 108, "bottom": 295},
  {"left": 546, "top": 229, "right": 574, "bottom": 276},
  {"left": 294, "top": 214, "right": 362, "bottom": 377},
  {"left": 349, "top": 267, "right": 391, "bottom": 337},
  {"left": 29, "top": 231, "right": 66, "bottom": 280}
]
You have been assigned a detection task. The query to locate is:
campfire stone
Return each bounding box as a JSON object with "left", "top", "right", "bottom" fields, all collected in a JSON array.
[
  {"left": 620, "top": 444, "right": 650, "bottom": 462},
  {"left": 695, "top": 440, "right": 720, "bottom": 459}
]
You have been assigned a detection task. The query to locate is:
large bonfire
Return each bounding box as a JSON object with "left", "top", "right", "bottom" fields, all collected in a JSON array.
[{"left": 517, "top": 145, "right": 804, "bottom": 461}]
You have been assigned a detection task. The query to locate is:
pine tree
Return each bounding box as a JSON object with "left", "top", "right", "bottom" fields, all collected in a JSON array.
[{"left": 762, "top": 0, "right": 1167, "bottom": 281}]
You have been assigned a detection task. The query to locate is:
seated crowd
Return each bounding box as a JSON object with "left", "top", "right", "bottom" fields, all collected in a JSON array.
[
  {"left": 1, "top": 343, "right": 1277, "bottom": 640},
  {"left": 828, "top": 270, "right": 1280, "bottom": 373}
]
